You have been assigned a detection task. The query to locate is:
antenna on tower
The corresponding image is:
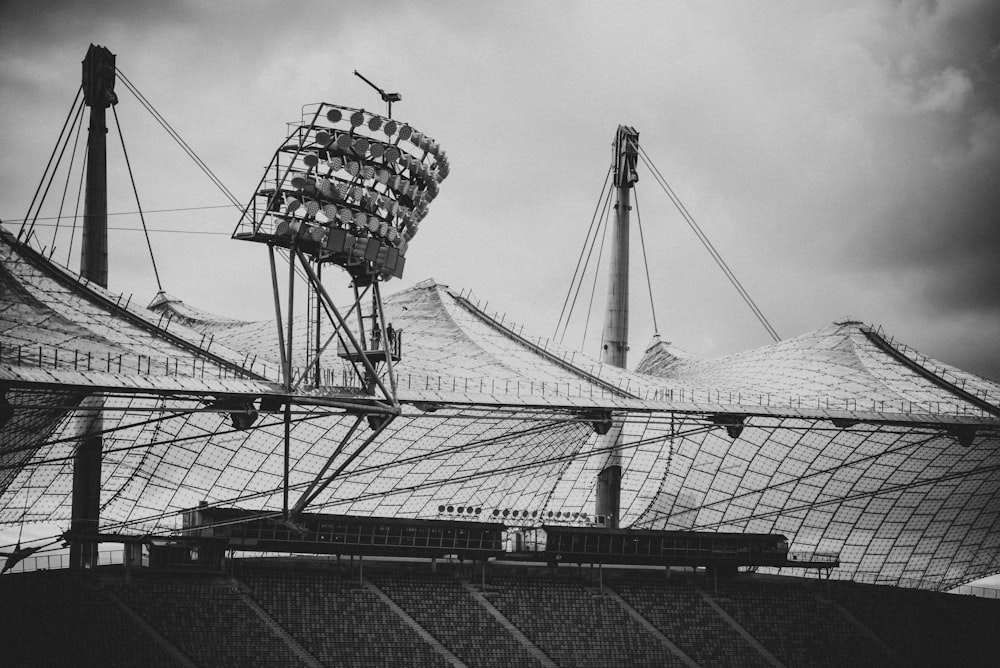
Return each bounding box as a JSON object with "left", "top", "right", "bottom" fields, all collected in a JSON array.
[{"left": 353, "top": 71, "right": 402, "bottom": 118}]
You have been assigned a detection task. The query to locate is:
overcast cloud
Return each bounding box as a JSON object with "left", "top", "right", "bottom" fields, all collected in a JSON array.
[{"left": 1, "top": 0, "right": 998, "bottom": 380}]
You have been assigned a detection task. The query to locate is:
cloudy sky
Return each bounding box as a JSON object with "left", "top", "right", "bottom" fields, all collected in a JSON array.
[{"left": 2, "top": 0, "right": 998, "bottom": 381}]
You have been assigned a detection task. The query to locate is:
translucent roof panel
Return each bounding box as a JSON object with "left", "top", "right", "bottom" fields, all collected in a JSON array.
[{"left": 2, "top": 229, "right": 999, "bottom": 592}]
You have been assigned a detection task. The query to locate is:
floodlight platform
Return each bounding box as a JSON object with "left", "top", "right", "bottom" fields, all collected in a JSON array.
[{"left": 233, "top": 103, "right": 449, "bottom": 285}]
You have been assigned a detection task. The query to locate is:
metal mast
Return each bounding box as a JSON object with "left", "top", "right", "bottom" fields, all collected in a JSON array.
[
  {"left": 595, "top": 126, "right": 639, "bottom": 529},
  {"left": 70, "top": 44, "right": 117, "bottom": 568}
]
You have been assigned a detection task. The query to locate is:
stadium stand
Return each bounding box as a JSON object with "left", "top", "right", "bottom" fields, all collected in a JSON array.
[
  {"left": 709, "top": 578, "right": 902, "bottom": 667},
  {"left": 608, "top": 571, "right": 772, "bottom": 667},
  {"left": 2, "top": 559, "right": 1000, "bottom": 667},
  {"left": 0, "top": 570, "right": 177, "bottom": 668},
  {"left": 367, "top": 567, "right": 546, "bottom": 667},
  {"left": 830, "top": 580, "right": 997, "bottom": 667},
  {"left": 105, "top": 575, "right": 299, "bottom": 667},
  {"left": 237, "top": 560, "right": 450, "bottom": 667},
  {"left": 482, "top": 568, "right": 686, "bottom": 667}
]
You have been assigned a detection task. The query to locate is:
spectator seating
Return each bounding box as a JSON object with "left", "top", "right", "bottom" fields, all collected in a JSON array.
[
  {"left": 239, "top": 562, "right": 450, "bottom": 667},
  {"left": 710, "top": 578, "right": 900, "bottom": 667},
  {"left": 3, "top": 559, "right": 1000, "bottom": 667},
  {"left": 106, "top": 574, "right": 299, "bottom": 667},
  {"left": 483, "top": 567, "right": 683, "bottom": 668},
  {"left": 0, "top": 570, "right": 177, "bottom": 668},
  {"left": 369, "top": 569, "right": 545, "bottom": 668},
  {"left": 609, "top": 570, "right": 772, "bottom": 667},
  {"left": 831, "top": 579, "right": 992, "bottom": 667}
]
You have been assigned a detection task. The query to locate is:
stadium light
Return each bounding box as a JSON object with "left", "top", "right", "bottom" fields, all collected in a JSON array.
[
  {"left": 711, "top": 414, "right": 745, "bottom": 440},
  {"left": 0, "top": 389, "right": 12, "bottom": 428},
  {"left": 950, "top": 425, "right": 976, "bottom": 447}
]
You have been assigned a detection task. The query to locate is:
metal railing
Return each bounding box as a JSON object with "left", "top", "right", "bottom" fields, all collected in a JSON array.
[
  {"left": 2, "top": 340, "right": 993, "bottom": 418},
  {"left": 786, "top": 550, "right": 840, "bottom": 565},
  {"left": 5, "top": 547, "right": 998, "bottom": 600},
  {"left": 1, "top": 549, "right": 124, "bottom": 574},
  {"left": 0, "top": 342, "right": 270, "bottom": 381}
]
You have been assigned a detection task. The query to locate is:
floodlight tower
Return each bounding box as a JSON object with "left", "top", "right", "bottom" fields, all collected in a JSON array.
[
  {"left": 595, "top": 126, "right": 639, "bottom": 529},
  {"left": 233, "top": 103, "right": 449, "bottom": 519}
]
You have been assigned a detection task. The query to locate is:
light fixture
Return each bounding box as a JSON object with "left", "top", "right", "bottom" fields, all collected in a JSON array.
[
  {"left": 366, "top": 414, "right": 390, "bottom": 430},
  {"left": 206, "top": 397, "right": 259, "bottom": 430},
  {"left": 950, "top": 425, "right": 976, "bottom": 447},
  {"left": 243, "top": 102, "right": 449, "bottom": 281},
  {"left": 352, "top": 137, "right": 369, "bottom": 156},
  {"left": 711, "top": 414, "right": 746, "bottom": 439},
  {"left": 0, "top": 389, "right": 13, "bottom": 428},
  {"left": 321, "top": 204, "right": 338, "bottom": 221}
]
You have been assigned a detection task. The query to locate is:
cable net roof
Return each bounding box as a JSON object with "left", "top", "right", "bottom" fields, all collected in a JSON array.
[{"left": 1, "top": 227, "right": 999, "bottom": 591}]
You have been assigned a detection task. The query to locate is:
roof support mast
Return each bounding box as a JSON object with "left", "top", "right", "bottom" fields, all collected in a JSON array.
[
  {"left": 70, "top": 44, "right": 117, "bottom": 569},
  {"left": 595, "top": 126, "right": 639, "bottom": 529}
]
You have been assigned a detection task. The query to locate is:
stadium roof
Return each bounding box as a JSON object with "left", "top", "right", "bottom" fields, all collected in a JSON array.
[{"left": 1, "top": 226, "right": 999, "bottom": 591}]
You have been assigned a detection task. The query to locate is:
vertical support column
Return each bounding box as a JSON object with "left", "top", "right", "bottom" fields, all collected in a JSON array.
[
  {"left": 71, "top": 44, "right": 116, "bottom": 569},
  {"left": 79, "top": 44, "right": 115, "bottom": 286},
  {"left": 599, "top": 126, "right": 639, "bottom": 368},
  {"left": 595, "top": 464, "right": 622, "bottom": 527},
  {"left": 70, "top": 398, "right": 103, "bottom": 568},
  {"left": 283, "top": 244, "right": 296, "bottom": 520},
  {"left": 595, "top": 126, "right": 638, "bottom": 530},
  {"left": 600, "top": 184, "right": 631, "bottom": 367}
]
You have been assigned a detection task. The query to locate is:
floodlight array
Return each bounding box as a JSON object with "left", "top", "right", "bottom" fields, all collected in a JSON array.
[{"left": 236, "top": 103, "right": 449, "bottom": 282}]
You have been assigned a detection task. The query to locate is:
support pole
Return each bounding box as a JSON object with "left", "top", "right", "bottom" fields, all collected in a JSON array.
[
  {"left": 71, "top": 44, "right": 116, "bottom": 569},
  {"left": 595, "top": 126, "right": 638, "bottom": 530},
  {"left": 79, "top": 44, "right": 115, "bottom": 286},
  {"left": 69, "top": 398, "right": 103, "bottom": 568},
  {"left": 373, "top": 281, "right": 399, "bottom": 406},
  {"left": 294, "top": 249, "right": 394, "bottom": 401},
  {"left": 283, "top": 244, "right": 295, "bottom": 519}
]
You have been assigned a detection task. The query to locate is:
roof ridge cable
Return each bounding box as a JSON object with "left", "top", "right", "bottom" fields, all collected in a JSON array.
[
  {"left": 114, "top": 68, "right": 242, "bottom": 209},
  {"left": 19, "top": 86, "right": 85, "bottom": 242},
  {"left": 111, "top": 103, "right": 162, "bottom": 291},
  {"left": 580, "top": 192, "right": 613, "bottom": 351},
  {"left": 554, "top": 165, "right": 614, "bottom": 342},
  {"left": 638, "top": 146, "right": 780, "bottom": 342},
  {"left": 633, "top": 188, "right": 660, "bottom": 336}
]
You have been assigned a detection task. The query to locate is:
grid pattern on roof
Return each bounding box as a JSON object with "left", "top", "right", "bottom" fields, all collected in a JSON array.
[{"left": 2, "top": 232, "right": 1000, "bottom": 591}]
